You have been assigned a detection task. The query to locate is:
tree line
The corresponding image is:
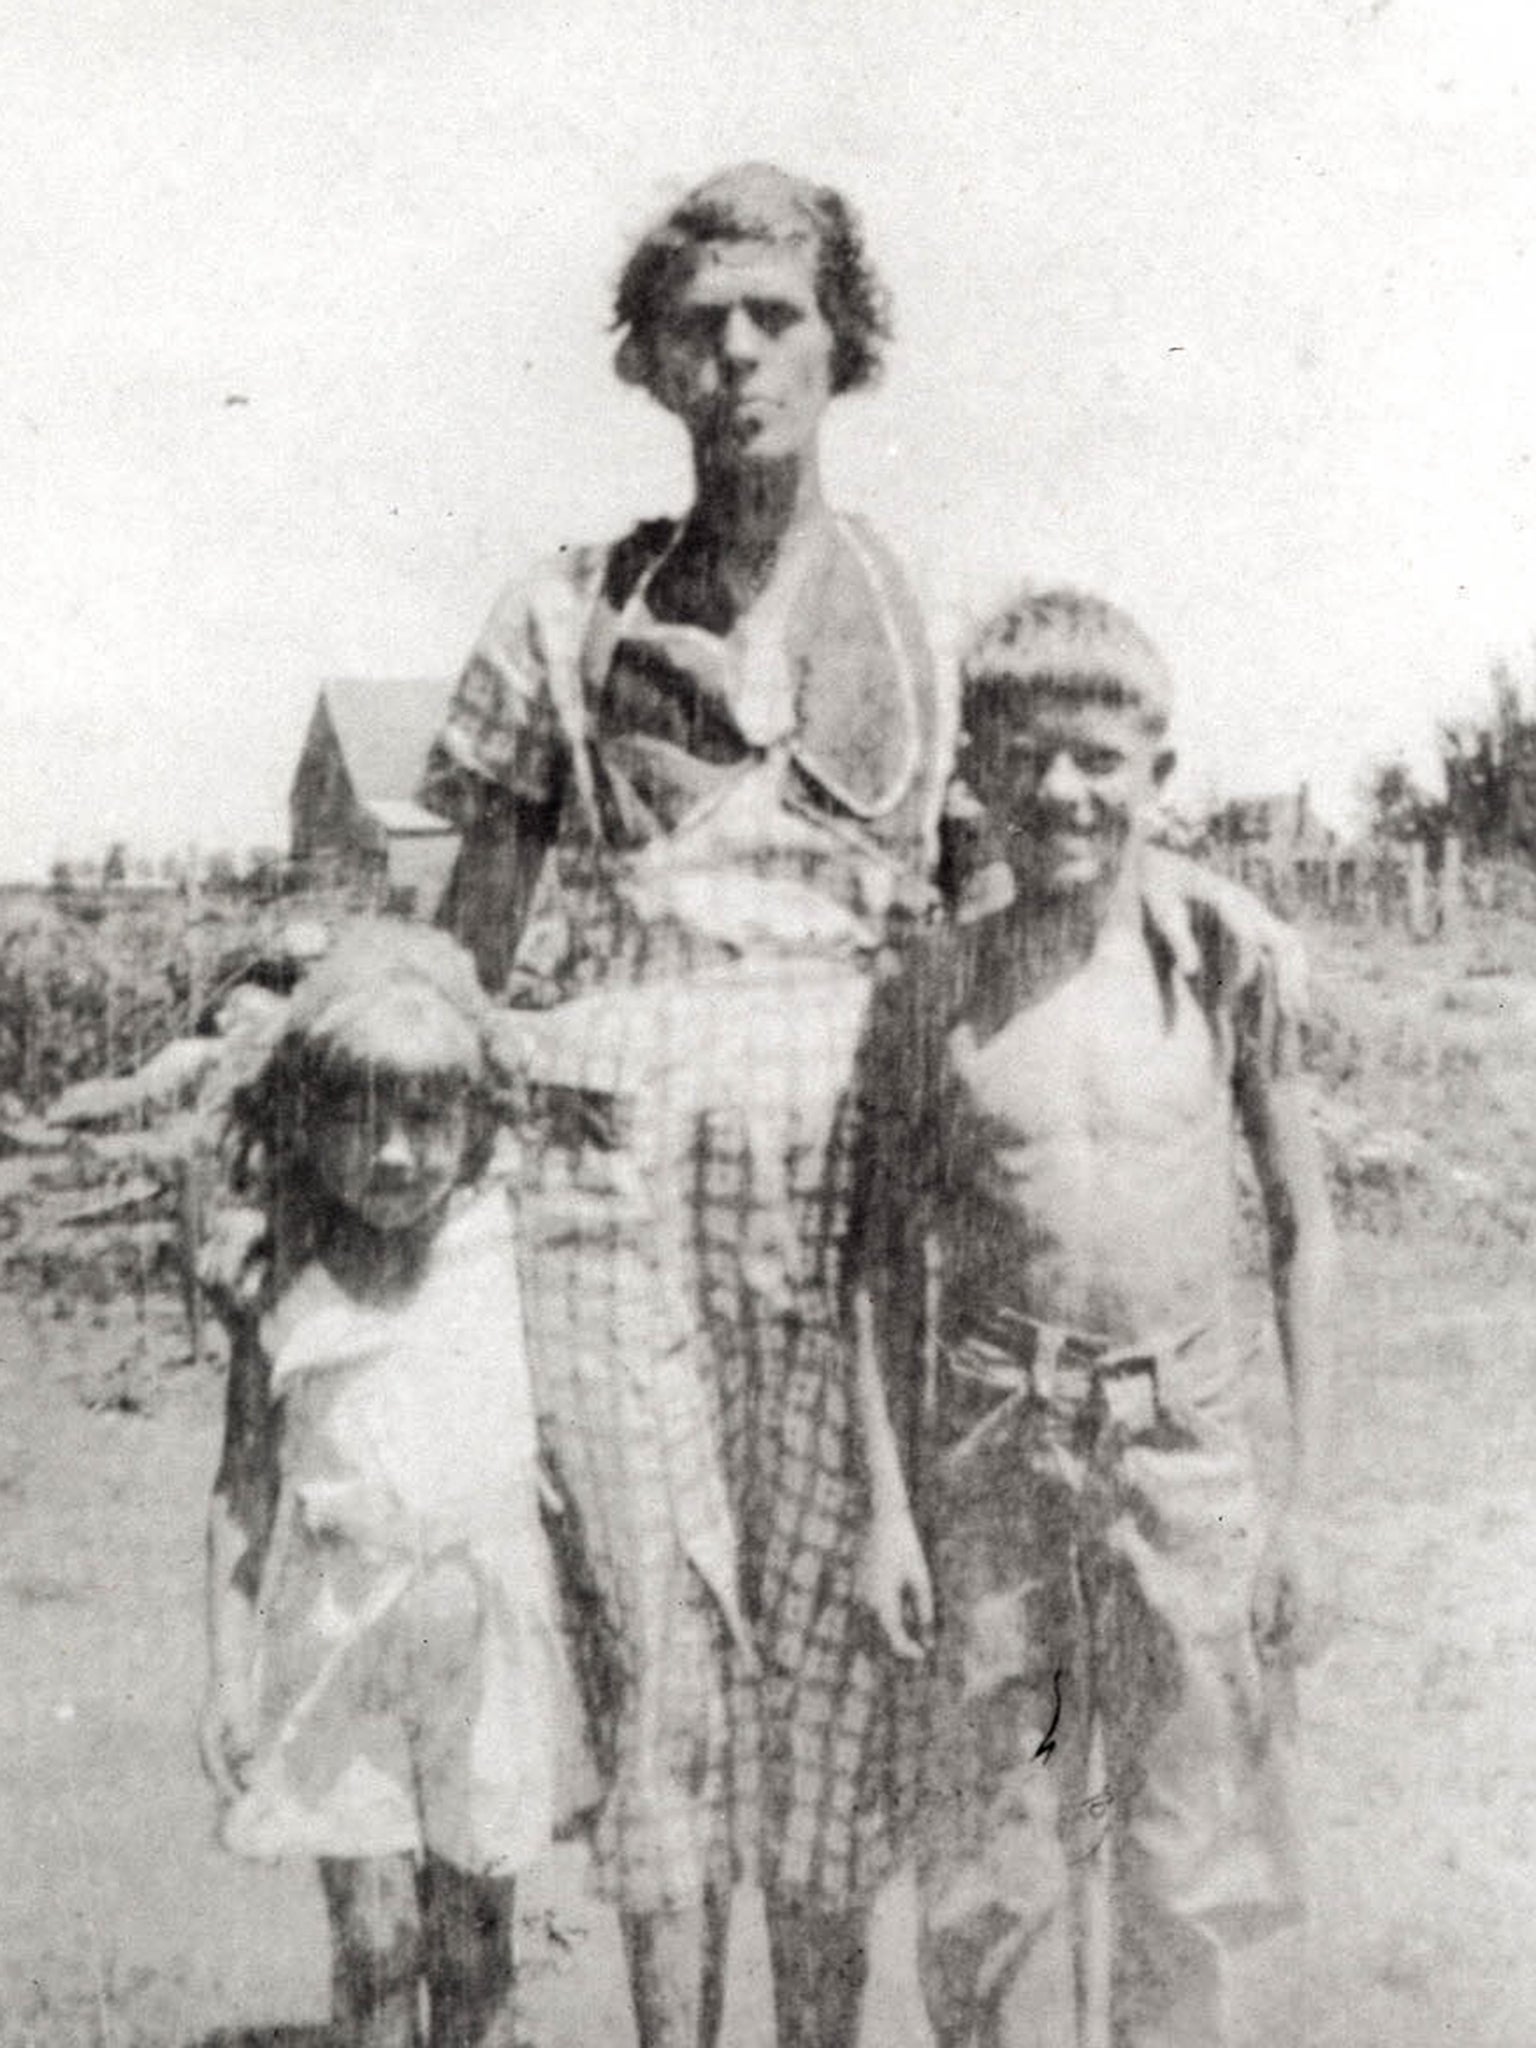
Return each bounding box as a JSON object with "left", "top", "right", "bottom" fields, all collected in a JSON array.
[
  {"left": 48, "top": 846, "right": 294, "bottom": 902},
  {"left": 1367, "top": 650, "right": 1536, "bottom": 866}
]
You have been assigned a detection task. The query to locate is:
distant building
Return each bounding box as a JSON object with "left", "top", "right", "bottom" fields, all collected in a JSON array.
[
  {"left": 1206, "top": 784, "right": 1336, "bottom": 862},
  {"left": 289, "top": 679, "right": 458, "bottom": 916},
  {"left": 1205, "top": 783, "right": 1357, "bottom": 911}
]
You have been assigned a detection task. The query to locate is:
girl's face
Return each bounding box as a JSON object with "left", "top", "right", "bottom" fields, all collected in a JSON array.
[{"left": 309, "top": 1071, "right": 472, "bottom": 1234}]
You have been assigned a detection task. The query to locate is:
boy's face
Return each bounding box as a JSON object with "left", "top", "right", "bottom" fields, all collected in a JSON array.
[
  {"left": 310, "top": 1072, "right": 472, "bottom": 1234},
  {"left": 963, "top": 687, "right": 1172, "bottom": 902}
]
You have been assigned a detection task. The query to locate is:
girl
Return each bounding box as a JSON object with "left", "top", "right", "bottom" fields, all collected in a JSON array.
[{"left": 199, "top": 921, "right": 585, "bottom": 2048}]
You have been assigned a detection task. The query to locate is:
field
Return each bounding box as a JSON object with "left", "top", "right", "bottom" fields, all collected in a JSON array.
[{"left": 3, "top": 909, "right": 1535, "bottom": 2045}]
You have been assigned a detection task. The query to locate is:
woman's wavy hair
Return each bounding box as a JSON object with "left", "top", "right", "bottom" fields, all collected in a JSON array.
[
  {"left": 612, "top": 164, "right": 892, "bottom": 398},
  {"left": 227, "top": 921, "right": 507, "bottom": 1279}
]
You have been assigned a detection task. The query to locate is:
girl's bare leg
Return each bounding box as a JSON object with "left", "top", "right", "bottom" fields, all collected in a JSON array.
[
  {"left": 320, "top": 1854, "right": 424, "bottom": 2048},
  {"left": 418, "top": 1854, "right": 521, "bottom": 2048}
]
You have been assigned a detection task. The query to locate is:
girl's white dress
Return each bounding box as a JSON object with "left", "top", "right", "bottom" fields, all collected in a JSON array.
[{"left": 222, "top": 1185, "right": 587, "bottom": 1876}]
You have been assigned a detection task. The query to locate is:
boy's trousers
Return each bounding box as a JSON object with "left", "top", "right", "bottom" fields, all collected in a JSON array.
[{"left": 914, "top": 1338, "right": 1303, "bottom": 2048}]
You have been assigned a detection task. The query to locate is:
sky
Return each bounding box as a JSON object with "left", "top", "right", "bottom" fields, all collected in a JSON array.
[{"left": 3, "top": 0, "right": 1533, "bottom": 877}]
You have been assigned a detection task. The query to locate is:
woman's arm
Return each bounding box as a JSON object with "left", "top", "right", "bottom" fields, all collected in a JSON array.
[
  {"left": 850, "top": 1284, "right": 933, "bottom": 1662},
  {"left": 842, "top": 950, "right": 940, "bottom": 1661}
]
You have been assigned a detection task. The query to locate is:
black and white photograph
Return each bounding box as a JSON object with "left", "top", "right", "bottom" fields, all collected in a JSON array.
[{"left": 2, "top": 3, "right": 1533, "bottom": 2043}]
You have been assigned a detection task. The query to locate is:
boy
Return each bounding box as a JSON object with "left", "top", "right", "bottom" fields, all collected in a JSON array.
[{"left": 846, "top": 589, "right": 1335, "bottom": 2047}]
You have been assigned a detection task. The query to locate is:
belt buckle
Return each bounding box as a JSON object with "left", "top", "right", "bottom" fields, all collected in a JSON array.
[
  {"left": 1095, "top": 1351, "right": 1160, "bottom": 1435},
  {"left": 1048, "top": 1333, "right": 1098, "bottom": 1410},
  {"left": 984, "top": 1313, "right": 1101, "bottom": 1412}
]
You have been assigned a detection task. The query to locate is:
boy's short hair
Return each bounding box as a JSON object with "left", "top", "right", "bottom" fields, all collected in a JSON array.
[
  {"left": 612, "top": 161, "right": 891, "bottom": 397},
  {"left": 960, "top": 587, "right": 1174, "bottom": 738}
]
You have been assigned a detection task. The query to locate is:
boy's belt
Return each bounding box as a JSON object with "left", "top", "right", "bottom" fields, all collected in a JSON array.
[{"left": 941, "top": 1308, "right": 1201, "bottom": 1449}]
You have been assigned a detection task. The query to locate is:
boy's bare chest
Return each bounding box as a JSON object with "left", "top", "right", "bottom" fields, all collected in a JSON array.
[{"left": 949, "top": 938, "right": 1227, "bottom": 1154}]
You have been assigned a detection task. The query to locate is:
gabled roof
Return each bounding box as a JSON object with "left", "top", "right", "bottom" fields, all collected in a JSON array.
[{"left": 315, "top": 678, "right": 451, "bottom": 806}]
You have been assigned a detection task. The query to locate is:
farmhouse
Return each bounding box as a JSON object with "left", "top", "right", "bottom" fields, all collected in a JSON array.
[
  {"left": 1207, "top": 783, "right": 1335, "bottom": 860},
  {"left": 289, "top": 679, "right": 458, "bottom": 915},
  {"left": 1206, "top": 783, "right": 1360, "bottom": 910}
]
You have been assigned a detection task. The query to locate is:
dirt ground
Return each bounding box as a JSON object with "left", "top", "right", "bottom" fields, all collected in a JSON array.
[{"left": 5, "top": 923, "right": 1536, "bottom": 2045}]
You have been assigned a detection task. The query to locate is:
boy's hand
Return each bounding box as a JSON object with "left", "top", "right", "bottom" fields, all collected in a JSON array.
[
  {"left": 856, "top": 1505, "right": 935, "bottom": 1662},
  {"left": 198, "top": 1673, "right": 257, "bottom": 1803},
  {"left": 1252, "top": 1511, "right": 1335, "bottom": 1668}
]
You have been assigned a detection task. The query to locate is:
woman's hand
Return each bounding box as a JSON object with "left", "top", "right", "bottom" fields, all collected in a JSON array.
[
  {"left": 198, "top": 1670, "right": 257, "bottom": 1804},
  {"left": 856, "top": 1503, "right": 934, "bottom": 1662}
]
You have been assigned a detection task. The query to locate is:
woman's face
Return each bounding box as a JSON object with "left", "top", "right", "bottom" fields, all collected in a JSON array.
[{"left": 647, "top": 241, "right": 836, "bottom": 466}]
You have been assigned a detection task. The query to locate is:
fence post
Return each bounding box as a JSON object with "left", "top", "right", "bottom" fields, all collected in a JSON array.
[
  {"left": 103, "top": 955, "right": 117, "bottom": 1078},
  {"left": 18, "top": 957, "right": 33, "bottom": 1106},
  {"left": 1441, "top": 834, "right": 1463, "bottom": 936},
  {"left": 185, "top": 847, "right": 202, "bottom": 1032},
  {"left": 1372, "top": 851, "right": 1393, "bottom": 928},
  {"left": 1405, "top": 839, "right": 1429, "bottom": 939}
]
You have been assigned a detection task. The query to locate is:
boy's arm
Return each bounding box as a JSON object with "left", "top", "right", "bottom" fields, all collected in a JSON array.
[
  {"left": 1236, "top": 1049, "right": 1339, "bottom": 1664},
  {"left": 201, "top": 1310, "right": 280, "bottom": 1799}
]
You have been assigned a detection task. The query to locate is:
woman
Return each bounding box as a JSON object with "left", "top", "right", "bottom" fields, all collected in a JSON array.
[{"left": 421, "top": 163, "right": 942, "bottom": 2048}]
